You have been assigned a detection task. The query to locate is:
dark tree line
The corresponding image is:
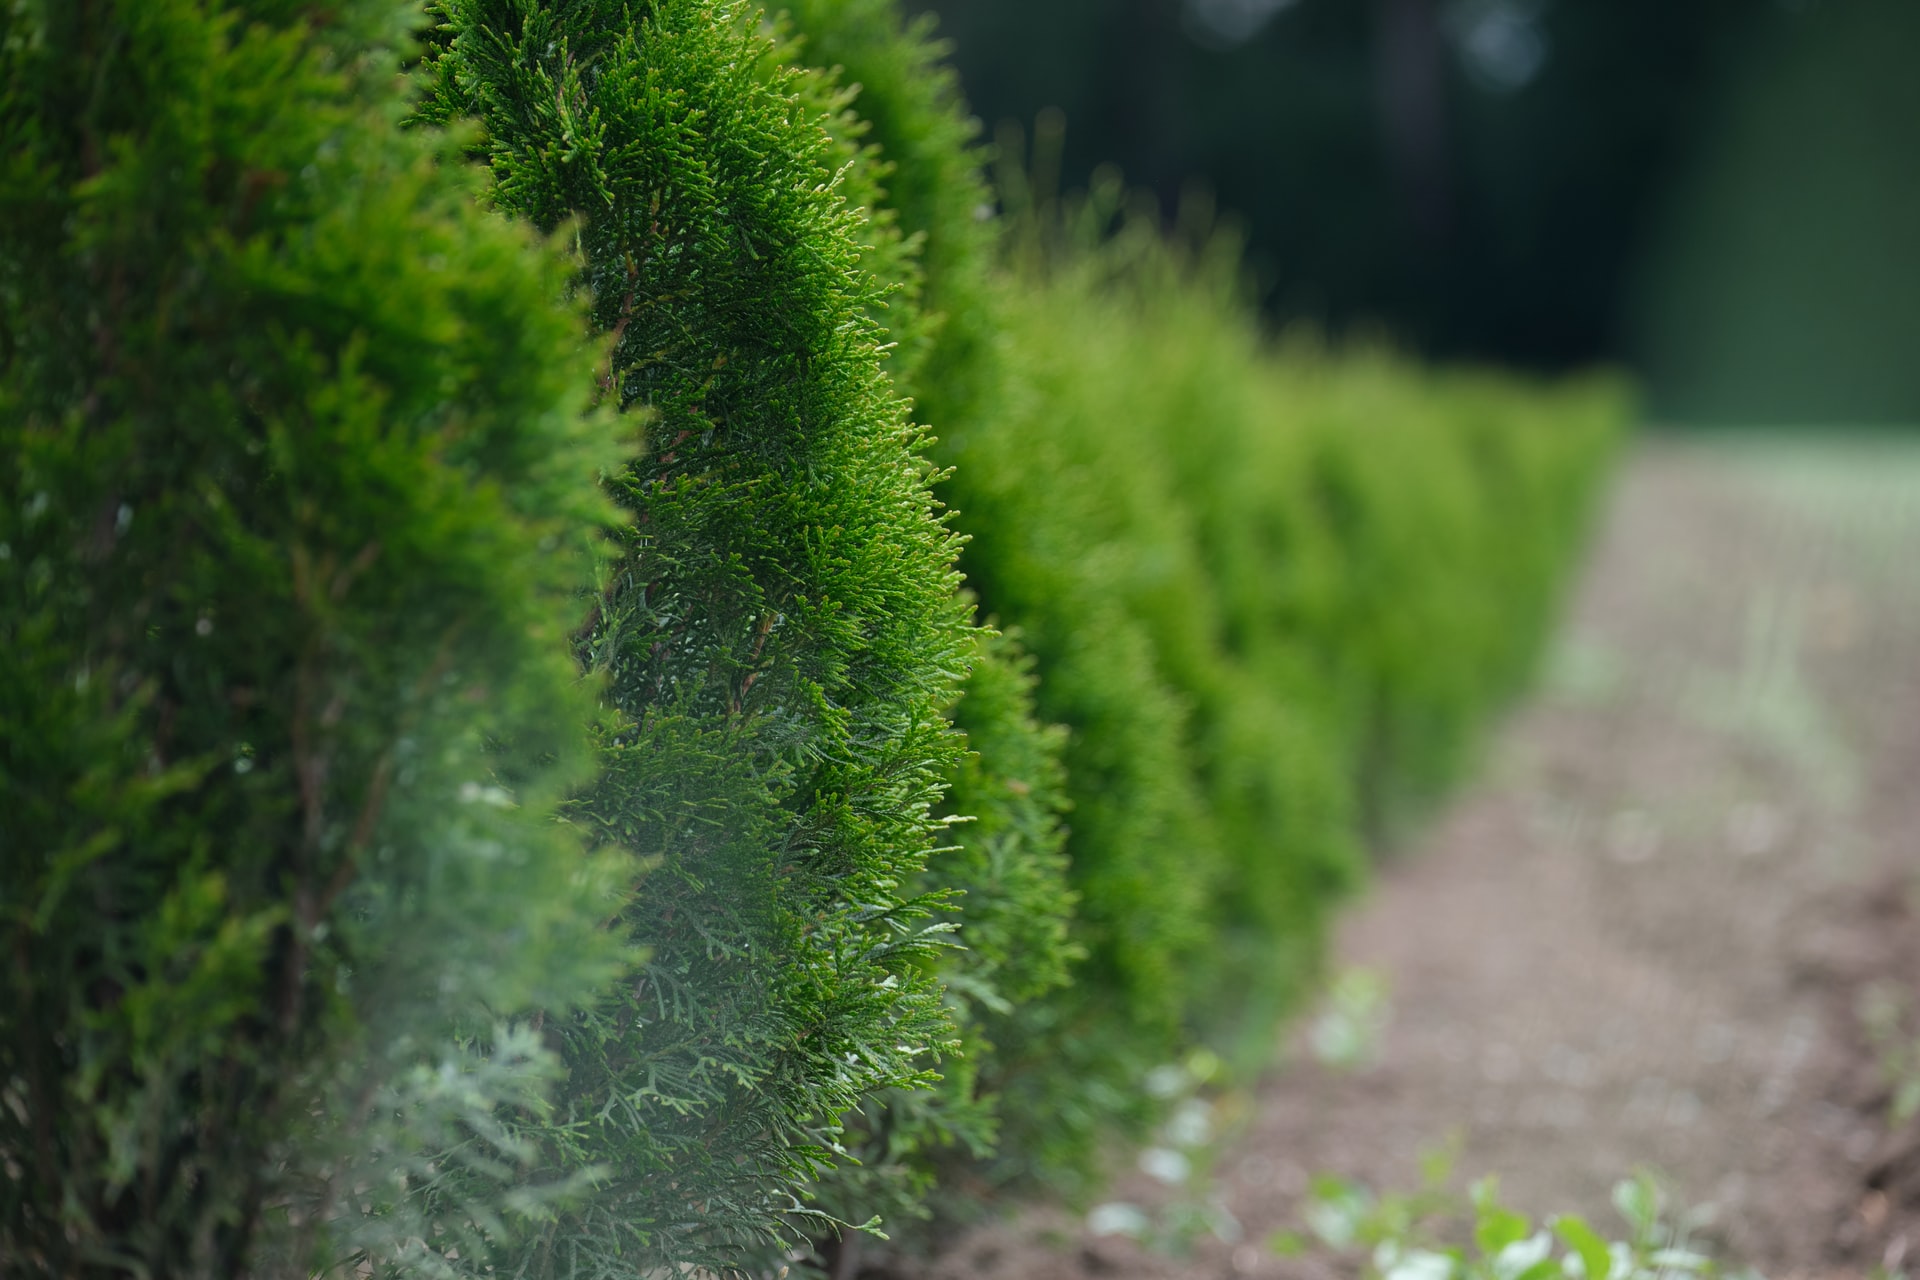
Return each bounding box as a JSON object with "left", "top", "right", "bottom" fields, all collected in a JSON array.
[{"left": 909, "top": 0, "right": 1919, "bottom": 413}]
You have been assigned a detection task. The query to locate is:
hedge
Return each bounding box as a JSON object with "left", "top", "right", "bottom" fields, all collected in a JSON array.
[
  {"left": 783, "top": 0, "right": 1626, "bottom": 1220},
  {"left": 0, "top": 2, "right": 633, "bottom": 1274},
  {"left": 991, "top": 206, "right": 1625, "bottom": 1051},
  {"left": 968, "top": 203, "right": 1620, "bottom": 1197},
  {"left": 420, "top": 1, "right": 978, "bottom": 1272},
  {"left": 3, "top": 1, "right": 1624, "bottom": 1274}
]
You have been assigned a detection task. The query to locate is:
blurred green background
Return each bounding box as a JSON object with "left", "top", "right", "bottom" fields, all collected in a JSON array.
[{"left": 902, "top": 0, "right": 1920, "bottom": 425}]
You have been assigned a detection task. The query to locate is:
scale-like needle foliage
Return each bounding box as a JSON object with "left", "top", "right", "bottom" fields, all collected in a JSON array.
[
  {"left": 421, "top": 1, "right": 974, "bottom": 1272},
  {"left": 786, "top": 0, "right": 1625, "bottom": 1222},
  {"left": 0, "top": 2, "right": 633, "bottom": 1275},
  {"left": 781, "top": 0, "right": 1217, "bottom": 1205},
  {"left": 772, "top": 0, "right": 1084, "bottom": 1247}
]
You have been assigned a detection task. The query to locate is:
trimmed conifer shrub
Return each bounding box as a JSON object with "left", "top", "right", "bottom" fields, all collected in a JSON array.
[
  {"left": 780, "top": 0, "right": 1003, "bottom": 450},
  {"left": 421, "top": 0, "right": 975, "bottom": 1271},
  {"left": 1246, "top": 344, "right": 1625, "bottom": 837},
  {"left": 787, "top": 0, "right": 1625, "bottom": 1217},
  {"left": 782, "top": 0, "right": 1227, "bottom": 1203},
  {"left": 0, "top": 2, "right": 633, "bottom": 1275},
  {"left": 1, "top": 0, "right": 1624, "bottom": 1268},
  {"left": 990, "top": 204, "right": 1625, "bottom": 1059},
  {"left": 772, "top": 1, "right": 1088, "bottom": 1246},
  {"left": 793, "top": 626, "right": 1081, "bottom": 1269}
]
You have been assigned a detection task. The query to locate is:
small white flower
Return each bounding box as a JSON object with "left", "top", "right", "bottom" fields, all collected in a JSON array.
[
  {"left": 1086, "top": 1202, "right": 1150, "bottom": 1238},
  {"left": 458, "top": 781, "right": 515, "bottom": 808},
  {"left": 1165, "top": 1098, "right": 1213, "bottom": 1148},
  {"left": 1383, "top": 1247, "right": 1458, "bottom": 1280},
  {"left": 1138, "top": 1146, "right": 1190, "bottom": 1185},
  {"left": 1493, "top": 1231, "right": 1554, "bottom": 1280}
]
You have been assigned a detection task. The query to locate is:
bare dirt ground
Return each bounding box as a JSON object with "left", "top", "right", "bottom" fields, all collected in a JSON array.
[{"left": 906, "top": 437, "right": 1920, "bottom": 1280}]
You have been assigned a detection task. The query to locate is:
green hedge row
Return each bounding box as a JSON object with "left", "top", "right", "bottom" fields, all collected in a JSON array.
[
  {"left": 782, "top": 0, "right": 1624, "bottom": 1230},
  {"left": 0, "top": 2, "right": 634, "bottom": 1272},
  {"left": 0, "top": 1, "right": 1623, "bottom": 1276},
  {"left": 419, "top": 1, "right": 980, "bottom": 1272}
]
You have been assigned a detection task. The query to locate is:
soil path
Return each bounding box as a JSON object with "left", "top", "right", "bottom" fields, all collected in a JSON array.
[{"left": 918, "top": 438, "right": 1920, "bottom": 1280}]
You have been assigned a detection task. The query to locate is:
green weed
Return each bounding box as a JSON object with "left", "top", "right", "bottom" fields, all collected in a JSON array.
[
  {"left": 1277, "top": 1161, "right": 1758, "bottom": 1280},
  {"left": 1858, "top": 981, "right": 1920, "bottom": 1126}
]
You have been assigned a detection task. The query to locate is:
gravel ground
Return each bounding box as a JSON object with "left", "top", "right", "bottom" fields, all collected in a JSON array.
[{"left": 890, "top": 436, "right": 1920, "bottom": 1280}]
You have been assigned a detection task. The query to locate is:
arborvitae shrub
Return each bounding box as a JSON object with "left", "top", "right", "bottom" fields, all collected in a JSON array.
[
  {"left": 773, "top": 0, "right": 1086, "bottom": 1243},
  {"left": 994, "top": 207, "right": 1625, "bottom": 1052},
  {"left": 796, "top": 623, "right": 1082, "bottom": 1261},
  {"left": 1237, "top": 344, "right": 1625, "bottom": 836},
  {"left": 788, "top": 0, "right": 1624, "bottom": 1214},
  {"left": 0, "top": 2, "right": 632, "bottom": 1274},
  {"left": 422, "top": 0, "right": 974, "bottom": 1271},
  {"left": 782, "top": 1, "right": 1224, "bottom": 1201},
  {"left": 780, "top": 0, "right": 1002, "bottom": 449}
]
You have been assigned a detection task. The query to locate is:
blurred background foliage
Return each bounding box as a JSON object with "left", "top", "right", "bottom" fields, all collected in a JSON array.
[{"left": 906, "top": 0, "right": 1920, "bottom": 424}]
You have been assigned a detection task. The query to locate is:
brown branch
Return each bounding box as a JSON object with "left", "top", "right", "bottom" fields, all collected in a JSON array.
[
  {"left": 12, "top": 928, "right": 58, "bottom": 1200},
  {"left": 308, "top": 618, "right": 469, "bottom": 927},
  {"left": 596, "top": 252, "right": 645, "bottom": 403},
  {"left": 279, "top": 545, "right": 324, "bottom": 1031},
  {"left": 328, "top": 539, "right": 382, "bottom": 603}
]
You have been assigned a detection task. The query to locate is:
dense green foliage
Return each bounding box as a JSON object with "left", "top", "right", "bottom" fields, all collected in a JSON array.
[
  {"left": 799, "top": 626, "right": 1081, "bottom": 1262},
  {"left": 961, "top": 199, "right": 1623, "bottom": 1193},
  {"left": 785, "top": 0, "right": 1624, "bottom": 1217},
  {"left": 778, "top": 22, "right": 1311, "bottom": 1197},
  {"left": 421, "top": 1, "right": 975, "bottom": 1272},
  {"left": 776, "top": 0, "right": 1084, "bottom": 1248},
  {"left": 0, "top": 2, "right": 633, "bottom": 1274},
  {"left": 3, "top": 0, "right": 1622, "bottom": 1273},
  {"left": 1283, "top": 1164, "right": 1740, "bottom": 1280},
  {"left": 791, "top": 0, "right": 1294, "bottom": 1199}
]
